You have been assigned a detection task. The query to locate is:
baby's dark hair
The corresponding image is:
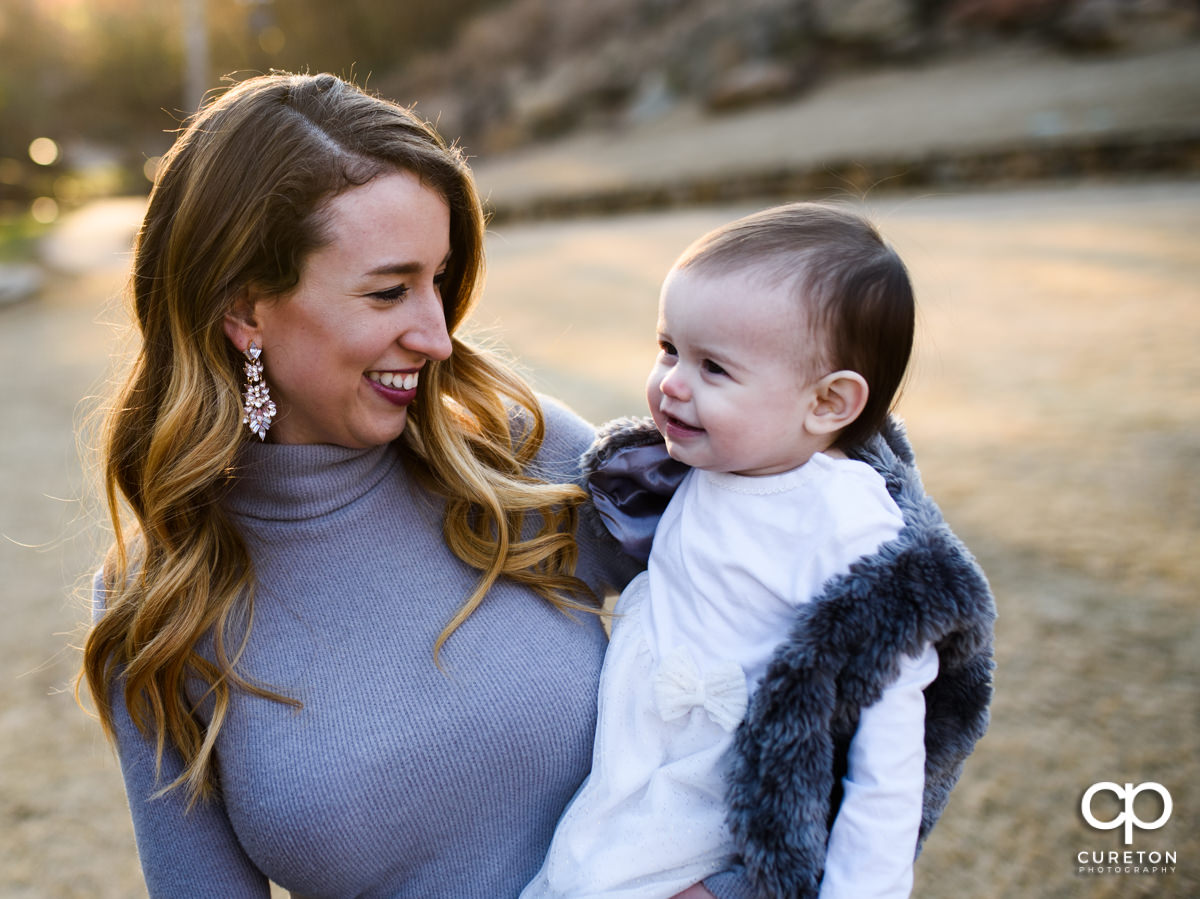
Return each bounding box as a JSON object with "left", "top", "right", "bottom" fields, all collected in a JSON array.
[{"left": 673, "top": 202, "right": 915, "bottom": 449}]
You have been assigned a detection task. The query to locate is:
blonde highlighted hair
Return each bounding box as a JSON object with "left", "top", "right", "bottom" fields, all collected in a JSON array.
[{"left": 80, "top": 72, "right": 594, "bottom": 804}]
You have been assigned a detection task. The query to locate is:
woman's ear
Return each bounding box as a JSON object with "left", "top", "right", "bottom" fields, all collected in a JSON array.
[
  {"left": 223, "top": 289, "right": 262, "bottom": 354},
  {"left": 805, "top": 370, "right": 869, "bottom": 436}
]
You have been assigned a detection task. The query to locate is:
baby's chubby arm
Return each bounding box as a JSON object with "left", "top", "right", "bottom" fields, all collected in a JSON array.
[{"left": 819, "top": 645, "right": 939, "bottom": 899}]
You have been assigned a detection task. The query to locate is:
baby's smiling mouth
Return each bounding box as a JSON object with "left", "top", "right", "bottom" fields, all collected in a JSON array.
[
  {"left": 665, "top": 413, "right": 703, "bottom": 434},
  {"left": 366, "top": 370, "right": 418, "bottom": 390}
]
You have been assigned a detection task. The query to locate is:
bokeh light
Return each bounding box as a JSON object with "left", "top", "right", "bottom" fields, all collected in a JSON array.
[
  {"left": 143, "top": 156, "right": 163, "bottom": 184},
  {"left": 54, "top": 174, "right": 85, "bottom": 206},
  {"left": 30, "top": 196, "right": 60, "bottom": 224},
  {"left": 28, "top": 138, "right": 60, "bottom": 167},
  {"left": 259, "top": 25, "right": 286, "bottom": 55}
]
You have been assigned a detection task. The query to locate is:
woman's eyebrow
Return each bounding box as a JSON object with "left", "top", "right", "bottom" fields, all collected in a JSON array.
[
  {"left": 365, "top": 250, "right": 452, "bottom": 277},
  {"left": 365, "top": 260, "right": 422, "bottom": 276}
]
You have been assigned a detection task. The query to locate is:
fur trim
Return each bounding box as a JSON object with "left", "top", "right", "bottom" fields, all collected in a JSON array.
[
  {"left": 581, "top": 415, "right": 663, "bottom": 473},
  {"left": 727, "top": 420, "right": 995, "bottom": 896}
]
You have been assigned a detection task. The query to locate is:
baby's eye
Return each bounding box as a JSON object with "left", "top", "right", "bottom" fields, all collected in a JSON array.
[
  {"left": 702, "top": 359, "right": 727, "bottom": 376},
  {"left": 658, "top": 340, "right": 678, "bottom": 356},
  {"left": 370, "top": 284, "right": 410, "bottom": 303}
]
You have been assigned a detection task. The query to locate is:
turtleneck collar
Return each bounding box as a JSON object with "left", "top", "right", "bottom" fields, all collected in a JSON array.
[{"left": 224, "top": 440, "right": 400, "bottom": 521}]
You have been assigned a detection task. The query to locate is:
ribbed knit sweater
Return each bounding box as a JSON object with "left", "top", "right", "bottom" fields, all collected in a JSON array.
[{"left": 99, "top": 400, "right": 639, "bottom": 898}]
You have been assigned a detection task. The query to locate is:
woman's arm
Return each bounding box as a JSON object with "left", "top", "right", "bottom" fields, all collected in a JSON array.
[
  {"left": 109, "top": 681, "right": 272, "bottom": 897},
  {"left": 94, "top": 576, "right": 270, "bottom": 898}
]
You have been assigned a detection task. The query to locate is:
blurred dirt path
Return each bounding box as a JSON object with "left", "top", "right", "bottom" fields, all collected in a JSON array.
[
  {"left": 3, "top": 182, "right": 1197, "bottom": 896},
  {"left": 0, "top": 198, "right": 145, "bottom": 897}
]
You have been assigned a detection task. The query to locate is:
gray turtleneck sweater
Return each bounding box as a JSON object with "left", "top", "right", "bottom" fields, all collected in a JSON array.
[{"left": 99, "top": 400, "right": 640, "bottom": 898}]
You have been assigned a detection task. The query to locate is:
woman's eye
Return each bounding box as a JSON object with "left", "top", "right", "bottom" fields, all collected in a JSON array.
[
  {"left": 371, "top": 284, "right": 410, "bottom": 303},
  {"left": 702, "top": 359, "right": 727, "bottom": 376}
]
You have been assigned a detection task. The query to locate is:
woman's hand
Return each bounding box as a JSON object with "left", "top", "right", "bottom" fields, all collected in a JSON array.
[{"left": 669, "top": 885, "right": 717, "bottom": 899}]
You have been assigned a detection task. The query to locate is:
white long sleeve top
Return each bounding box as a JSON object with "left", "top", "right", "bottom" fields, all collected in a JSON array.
[
  {"left": 650, "top": 454, "right": 938, "bottom": 898},
  {"left": 528, "top": 451, "right": 938, "bottom": 898}
]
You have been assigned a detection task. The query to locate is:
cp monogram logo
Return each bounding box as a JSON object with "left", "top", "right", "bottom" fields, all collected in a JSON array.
[{"left": 1082, "top": 782, "right": 1173, "bottom": 845}]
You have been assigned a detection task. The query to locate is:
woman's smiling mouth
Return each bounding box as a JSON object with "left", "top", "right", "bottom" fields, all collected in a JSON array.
[
  {"left": 366, "top": 369, "right": 419, "bottom": 405},
  {"left": 366, "top": 370, "right": 419, "bottom": 390}
]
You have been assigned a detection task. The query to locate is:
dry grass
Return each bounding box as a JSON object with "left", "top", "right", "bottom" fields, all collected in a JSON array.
[{"left": 1, "top": 180, "right": 1195, "bottom": 896}]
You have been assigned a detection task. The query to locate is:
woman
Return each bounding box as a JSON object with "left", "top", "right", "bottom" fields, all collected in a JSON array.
[{"left": 80, "top": 72, "right": 638, "bottom": 897}]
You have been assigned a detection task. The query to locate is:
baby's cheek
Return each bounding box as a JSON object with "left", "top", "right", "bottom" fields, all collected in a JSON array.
[{"left": 644, "top": 375, "right": 662, "bottom": 418}]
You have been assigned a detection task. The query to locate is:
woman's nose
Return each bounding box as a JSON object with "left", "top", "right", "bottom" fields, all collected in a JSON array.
[{"left": 403, "top": 287, "right": 453, "bottom": 361}]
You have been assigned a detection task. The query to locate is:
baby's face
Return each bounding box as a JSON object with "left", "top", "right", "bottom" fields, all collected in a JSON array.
[{"left": 645, "top": 266, "right": 830, "bottom": 476}]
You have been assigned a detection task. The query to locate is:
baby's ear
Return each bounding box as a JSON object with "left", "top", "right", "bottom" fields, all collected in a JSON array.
[
  {"left": 805, "top": 370, "right": 869, "bottom": 436},
  {"left": 222, "top": 288, "right": 264, "bottom": 354}
]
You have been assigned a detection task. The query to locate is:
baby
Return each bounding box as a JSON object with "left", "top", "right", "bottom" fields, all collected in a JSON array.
[{"left": 524, "top": 203, "right": 994, "bottom": 898}]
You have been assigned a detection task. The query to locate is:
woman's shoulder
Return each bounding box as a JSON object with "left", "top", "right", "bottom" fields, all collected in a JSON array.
[
  {"left": 537, "top": 393, "right": 595, "bottom": 444},
  {"left": 516, "top": 394, "right": 597, "bottom": 484}
]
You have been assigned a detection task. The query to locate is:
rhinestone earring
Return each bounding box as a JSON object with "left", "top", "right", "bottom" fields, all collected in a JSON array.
[{"left": 241, "top": 341, "right": 277, "bottom": 440}]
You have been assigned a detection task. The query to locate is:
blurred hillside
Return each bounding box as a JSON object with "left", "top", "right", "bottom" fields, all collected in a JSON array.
[
  {"left": 2, "top": 0, "right": 1197, "bottom": 227},
  {"left": 380, "top": 0, "right": 1200, "bottom": 156}
]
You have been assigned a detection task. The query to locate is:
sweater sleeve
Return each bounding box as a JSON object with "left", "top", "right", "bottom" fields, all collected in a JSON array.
[
  {"left": 818, "top": 645, "right": 939, "bottom": 899},
  {"left": 94, "top": 576, "right": 271, "bottom": 898},
  {"left": 703, "top": 868, "right": 760, "bottom": 898}
]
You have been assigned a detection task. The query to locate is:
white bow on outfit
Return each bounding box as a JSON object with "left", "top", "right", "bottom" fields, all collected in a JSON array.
[{"left": 653, "top": 646, "right": 748, "bottom": 733}]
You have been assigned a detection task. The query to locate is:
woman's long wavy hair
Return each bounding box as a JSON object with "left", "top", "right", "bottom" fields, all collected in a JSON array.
[{"left": 80, "top": 72, "right": 595, "bottom": 804}]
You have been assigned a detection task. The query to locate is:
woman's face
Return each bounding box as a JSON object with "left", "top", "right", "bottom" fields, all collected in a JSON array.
[{"left": 235, "top": 170, "right": 454, "bottom": 448}]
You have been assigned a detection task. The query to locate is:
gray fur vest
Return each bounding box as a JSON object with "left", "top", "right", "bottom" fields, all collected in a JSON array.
[{"left": 582, "top": 416, "right": 996, "bottom": 899}]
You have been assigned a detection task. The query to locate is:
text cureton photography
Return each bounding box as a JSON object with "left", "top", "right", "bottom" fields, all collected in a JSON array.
[{"left": 1077, "top": 782, "right": 1179, "bottom": 878}]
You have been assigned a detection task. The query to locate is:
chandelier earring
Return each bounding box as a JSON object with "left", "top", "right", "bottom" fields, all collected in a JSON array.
[{"left": 241, "top": 341, "right": 277, "bottom": 440}]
